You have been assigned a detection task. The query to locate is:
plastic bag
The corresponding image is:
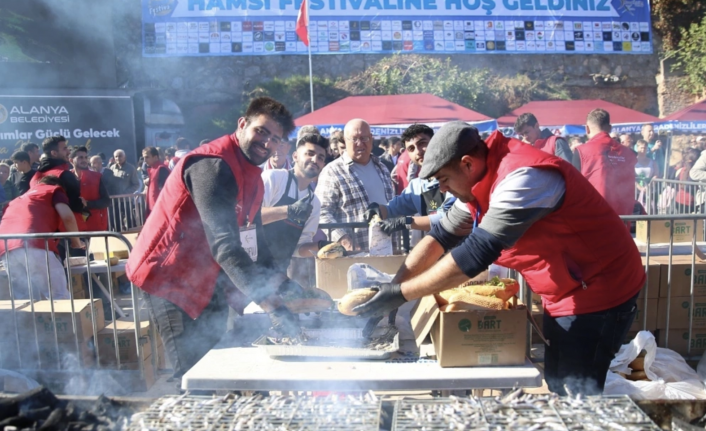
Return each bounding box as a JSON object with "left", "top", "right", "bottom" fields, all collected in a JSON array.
[
  {"left": 603, "top": 331, "right": 706, "bottom": 400},
  {"left": 368, "top": 219, "right": 393, "bottom": 256},
  {"left": 0, "top": 369, "right": 40, "bottom": 393},
  {"left": 347, "top": 263, "right": 393, "bottom": 290}
]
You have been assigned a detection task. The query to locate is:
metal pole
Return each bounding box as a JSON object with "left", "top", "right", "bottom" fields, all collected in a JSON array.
[{"left": 306, "top": 0, "right": 314, "bottom": 113}]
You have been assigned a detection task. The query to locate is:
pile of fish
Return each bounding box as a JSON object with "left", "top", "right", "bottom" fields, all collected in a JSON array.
[
  {"left": 393, "top": 391, "right": 661, "bottom": 431},
  {"left": 128, "top": 392, "right": 382, "bottom": 431}
]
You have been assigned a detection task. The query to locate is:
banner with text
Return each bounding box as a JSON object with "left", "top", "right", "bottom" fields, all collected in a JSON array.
[
  {"left": 143, "top": 0, "right": 652, "bottom": 56},
  {"left": 0, "top": 95, "right": 137, "bottom": 163}
]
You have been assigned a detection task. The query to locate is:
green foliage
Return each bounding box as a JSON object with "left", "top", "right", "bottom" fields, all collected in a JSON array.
[
  {"left": 336, "top": 54, "right": 568, "bottom": 118},
  {"left": 652, "top": 0, "right": 706, "bottom": 50},
  {"left": 246, "top": 75, "right": 350, "bottom": 118},
  {"left": 671, "top": 15, "right": 706, "bottom": 95}
]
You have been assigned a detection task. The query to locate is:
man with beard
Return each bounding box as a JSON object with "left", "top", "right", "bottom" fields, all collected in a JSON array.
[
  {"left": 261, "top": 135, "right": 293, "bottom": 171},
  {"left": 30, "top": 136, "right": 84, "bottom": 214},
  {"left": 127, "top": 97, "right": 304, "bottom": 379},
  {"left": 261, "top": 133, "right": 329, "bottom": 271},
  {"left": 70, "top": 147, "right": 110, "bottom": 232},
  {"left": 364, "top": 124, "right": 455, "bottom": 235}
]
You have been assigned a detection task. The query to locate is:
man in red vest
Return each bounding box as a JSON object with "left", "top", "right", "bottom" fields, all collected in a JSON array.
[
  {"left": 513, "top": 113, "right": 573, "bottom": 162},
  {"left": 127, "top": 97, "right": 302, "bottom": 378},
  {"left": 141, "top": 146, "right": 170, "bottom": 218},
  {"left": 573, "top": 109, "right": 637, "bottom": 217},
  {"left": 31, "top": 136, "right": 85, "bottom": 215},
  {"left": 70, "top": 147, "right": 110, "bottom": 231},
  {"left": 355, "top": 122, "right": 645, "bottom": 396},
  {"left": 0, "top": 176, "right": 84, "bottom": 300}
]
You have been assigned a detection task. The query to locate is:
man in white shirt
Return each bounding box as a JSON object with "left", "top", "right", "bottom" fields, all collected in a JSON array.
[{"left": 261, "top": 133, "right": 329, "bottom": 272}]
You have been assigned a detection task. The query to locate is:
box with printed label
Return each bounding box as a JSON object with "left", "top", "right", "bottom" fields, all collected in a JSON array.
[
  {"left": 89, "top": 233, "right": 137, "bottom": 261},
  {"left": 411, "top": 295, "right": 527, "bottom": 368},
  {"left": 652, "top": 255, "right": 706, "bottom": 298},
  {"left": 632, "top": 298, "right": 658, "bottom": 332},
  {"left": 0, "top": 300, "right": 30, "bottom": 342},
  {"left": 657, "top": 296, "right": 706, "bottom": 329},
  {"left": 636, "top": 219, "right": 704, "bottom": 244},
  {"left": 315, "top": 255, "right": 406, "bottom": 299},
  {"left": 657, "top": 329, "right": 706, "bottom": 356},
  {"left": 96, "top": 319, "right": 152, "bottom": 367},
  {"left": 17, "top": 338, "right": 95, "bottom": 369},
  {"left": 19, "top": 299, "right": 105, "bottom": 343},
  {"left": 639, "top": 257, "right": 660, "bottom": 299}
]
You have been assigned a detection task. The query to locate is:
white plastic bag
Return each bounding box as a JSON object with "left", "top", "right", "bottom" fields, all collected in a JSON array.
[
  {"left": 347, "top": 263, "right": 394, "bottom": 290},
  {"left": 604, "top": 330, "right": 706, "bottom": 400},
  {"left": 368, "top": 220, "right": 393, "bottom": 255}
]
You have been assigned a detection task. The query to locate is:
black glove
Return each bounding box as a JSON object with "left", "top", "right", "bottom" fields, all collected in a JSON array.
[
  {"left": 269, "top": 306, "right": 302, "bottom": 338},
  {"left": 363, "top": 203, "right": 383, "bottom": 222},
  {"left": 352, "top": 283, "right": 407, "bottom": 318},
  {"left": 277, "top": 278, "right": 305, "bottom": 299},
  {"left": 317, "top": 240, "right": 332, "bottom": 249},
  {"left": 287, "top": 196, "right": 313, "bottom": 225},
  {"left": 379, "top": 216, "right": 409, "bottom": 235}
]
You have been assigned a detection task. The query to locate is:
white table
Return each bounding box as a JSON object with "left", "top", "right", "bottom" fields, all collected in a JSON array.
[
  {"left": 182, "top": 312, "right": 542, "bottom": 393},
  {"left": 69, "top": 260, "right": 128, "bottom": 318}
]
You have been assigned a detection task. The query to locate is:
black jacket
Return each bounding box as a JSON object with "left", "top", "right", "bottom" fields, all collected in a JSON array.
[{"left": 37, "top": 158, "right": 84, "bottom": 213}]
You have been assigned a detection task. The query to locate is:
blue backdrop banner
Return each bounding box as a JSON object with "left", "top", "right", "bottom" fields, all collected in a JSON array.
[{"left": 143, "top": 0, "right": 652, "bottom": 56}]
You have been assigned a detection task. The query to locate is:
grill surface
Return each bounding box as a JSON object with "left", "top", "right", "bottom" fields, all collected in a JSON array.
[
  {"left": 391, "top": 394, "right": 662, "bottom": 431},
  {"left": 128, "top": 393, "right": 382, "bottom": 431}
]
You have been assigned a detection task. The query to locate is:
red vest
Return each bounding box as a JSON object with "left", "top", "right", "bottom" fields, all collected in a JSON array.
[
  {"left": 533, "top": 135, "right": 558, "bottom": 155},
  {"left": 0, "top": 184, "right": 64, "bottom": 255},
  {"left": 126, "top": 134, "right": 264, "bottom": 318},
  {"left": 576, "top": 132, "right": 637, "bottom": 216},
  {"left": 30, "top": 163, "right": 70, "bottom": 187},
  {"left": 146, "top": 164, "right": 169, "bottom": 214},
  {"left": 467, "top": 131, "right": 644, "bottom": 317},
  {"left": 73, "top": 169, "right": 108, "bottom": 231}
]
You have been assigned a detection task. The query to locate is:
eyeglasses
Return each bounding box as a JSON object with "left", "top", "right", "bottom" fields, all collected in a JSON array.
[{"left": 347, "top": 136, "right": 371, "bottom": 144}]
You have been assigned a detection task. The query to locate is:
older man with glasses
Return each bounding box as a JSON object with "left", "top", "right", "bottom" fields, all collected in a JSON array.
[{"left": 315, "top": 119, "right": 394, "bottom": 251}]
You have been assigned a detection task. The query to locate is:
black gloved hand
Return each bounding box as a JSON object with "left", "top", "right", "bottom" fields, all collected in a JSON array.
[
  {"left": 379, "top": 216, "right": 408, "bottom": 235},
  {"left": 363, "top": 202, "right": 383, "bottom": 223},
  {"left": 287, "top": 196, "right": 314, "bottom": 225},
  {"left": 317, "top": 240, "right": 332, "bottom": 249},
  {"left": 352, "top": 283, "right": 407, "bottom": 318},
  {"left": 269, "top": 306, "right": 302, "bottom": 338}
]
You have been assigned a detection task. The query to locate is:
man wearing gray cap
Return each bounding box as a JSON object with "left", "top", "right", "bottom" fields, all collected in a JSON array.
[{"left": 354, "top": 121, "right": 645, "bottom": 396}]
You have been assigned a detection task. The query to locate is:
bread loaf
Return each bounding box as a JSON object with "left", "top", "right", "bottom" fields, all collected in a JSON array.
[
  {"left": 338, "top": 288, "right": 378, "bottom": 316},
  {"left": 626, "top": 370, "right": 649, "bottom": 381},
  {"left": 283, "top": 288, "right": 334, "bottom": 313},
  {"left": 317, "top": 242, "right": 347, "bottom": 259},
  {"left": 629, "top": 357, "right": 645, "bottom": 372},
  {"left": 446, "top": 292, "right": 505, "bottom": 310}
]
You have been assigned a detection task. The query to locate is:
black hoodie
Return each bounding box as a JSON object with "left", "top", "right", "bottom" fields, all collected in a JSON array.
[{"left": 37, "top": 157, "right": 84, "bottom": 213}]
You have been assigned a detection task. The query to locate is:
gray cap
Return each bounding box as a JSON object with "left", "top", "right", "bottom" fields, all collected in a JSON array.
[{"left": 419, "top": 121, "right": 483, "bottom": 179}]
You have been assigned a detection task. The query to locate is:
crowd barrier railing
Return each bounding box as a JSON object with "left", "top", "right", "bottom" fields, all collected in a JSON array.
[
  {"left": 0, "top": 231, "right": 156, "bottom": 391},
  {"left": 524, "top": 214, "right": 706, "bottom": 363},
  {"left": 108, "top": 194, "right": 146, "bottom": 233},
  {"left": 640, "top": 178, "right": 706, "bottom": 216},
  {"left": 318, "top": 222, "right": 411, "bottom": 253}
]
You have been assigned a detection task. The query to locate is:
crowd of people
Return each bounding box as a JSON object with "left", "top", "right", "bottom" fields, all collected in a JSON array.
[{"left": 0, "top": 95, "right": 697, "bottom": 396}]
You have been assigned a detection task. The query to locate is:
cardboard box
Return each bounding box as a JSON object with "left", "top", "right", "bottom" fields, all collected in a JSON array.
[
  {"left": 657, "top": 296, "right": 706, "bottom": 329},
  {"left": 411, "top": 295, "right": 527, "bottom": 367},
  {"left": 125, "top": 355, "right": 156, "bottom": 391},
  {"left": 70, "top": 274, "right": 87, "bottom": 299},
  {"left": 632, "top": 298, "right": 658, "bottom": 332},
  {"left": 17, "top": 338, "right": 95, "bottom": 369},
  {"left": 96, "top": 319, "right": 152, "bottom": 367},
  {"left": 315, "top": 255, "right": 407, "bottom": 299},
  {"left": 639, "top": 257, "right": 661, "bottom": 299},
  {"left": 653, "top": 255, "right": 706, "bottom": 298},
  {"left": 19, "top": 299, "right": 105, "bottom": 343},
  {"left": 657, "top": 329, "right": 706, "bottom": 356},
  {"left": 89, "top": 233, "right": 137, "bottom": 261},
  {"left": 636, "top": 219, "right": 704, "bottom": 244}
]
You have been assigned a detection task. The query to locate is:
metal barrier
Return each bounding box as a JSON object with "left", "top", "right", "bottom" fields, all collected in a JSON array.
[
  {"left": 0, "top": 231, "right": 157, "bottom": 392},
  {"left": 640, "top": 178, "right": 706, "bottom": 215},
  {"left": 318, "top": 222, "right": 411, "bottom": 253},
  {"left": 108, "top": 194, "right": 146, "bottom": 233}
]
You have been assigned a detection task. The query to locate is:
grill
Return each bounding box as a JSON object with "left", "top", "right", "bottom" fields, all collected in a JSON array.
[
  {"left": 391, "top": 394, "right": 662, "bottom": 431},
  {"left": 128, "top": 393, "right": 383, "bottom": 431}
]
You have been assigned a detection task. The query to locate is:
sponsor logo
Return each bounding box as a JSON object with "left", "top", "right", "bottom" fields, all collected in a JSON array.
[{"left": 458, "top": 319, "right": 472, "bottom": 332}]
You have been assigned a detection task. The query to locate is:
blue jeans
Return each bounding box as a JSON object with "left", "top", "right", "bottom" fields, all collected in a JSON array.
[{"left": 543, "top": 293, "right": 638, "bottom": 395}]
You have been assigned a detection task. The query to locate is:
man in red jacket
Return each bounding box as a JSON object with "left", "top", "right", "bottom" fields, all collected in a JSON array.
[
  {"left": 573, "top": 108, "right": 637, "bottom": 216},
  {"left": 141, "top": 146, "right": 170, "bottom": 218},
  {"left": 70, "top": 147, "right": 110, "bottom": 231},
  {"left": 127, "top": 97, "right": 304, "bottom": 379},
  {"left": 0, "top": 176, "right": 84, "bottom": 300},
  {"left": 355, "top": 122, "right": 644, "bottom": 396},
  {"left": 513, "top": 113, "right": 573, "bottom": 162}
]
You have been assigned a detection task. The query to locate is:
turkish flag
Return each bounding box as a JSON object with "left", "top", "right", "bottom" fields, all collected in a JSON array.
[{"left": 295, "top": 0, "right": 309, "bottom": 46}]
